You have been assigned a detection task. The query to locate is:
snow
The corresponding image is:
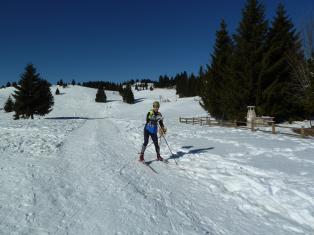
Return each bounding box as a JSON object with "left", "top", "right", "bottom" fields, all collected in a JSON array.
[{"left": 1, "top": 85, "right": 314, "bottom": 234}]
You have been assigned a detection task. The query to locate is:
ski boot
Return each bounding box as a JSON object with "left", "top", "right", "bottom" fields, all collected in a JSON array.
[
  {"left": 156, "top": 154, "right": 164, "bottom": 161},
  {"left": 139, "top": 153, "right": 144, "bottom": 162}
]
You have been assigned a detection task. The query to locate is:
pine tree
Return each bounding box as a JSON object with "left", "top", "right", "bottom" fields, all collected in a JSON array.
[
  {"left": 13, "top": 64, "right": 40, "bottom": 119},
  {"left": 227, "top": 0, "right": 268, "bottom": 120},
  {"left": 200, "top": 20, "right": 233, "bottom": 119},
  {"left": 259, "top": 3, "right": 303, "bottom": 121},
  {"left": 72, "top": 80, "right": 76, "bottom": 86},
  {"left": 95, "top": 86, "right": 107, "bottom": 102},
  {"left": 6, "top": 82, "right": 11, "bottom": 87},
  {"left": 13, "top": 64, "right": 54, "bottom": 119},
  {"left": 123, "top": 85, "right": 134, "bottom": 104},
  {"left": 199, "top": 66, "right": 209, "bottom": 107},
  {"left": 55, "top": 88, "right": 60, "bottom": 95},
  {"left": 4, "top": 96, "right": 14, "bottom": 112},
  {"left": 33, "top": 79, "right": 54, "bottom": 116}
]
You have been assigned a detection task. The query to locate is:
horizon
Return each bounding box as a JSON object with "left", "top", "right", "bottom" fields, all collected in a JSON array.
[{"left": 1, "top": 0, "right": 314, "bottom": 86}]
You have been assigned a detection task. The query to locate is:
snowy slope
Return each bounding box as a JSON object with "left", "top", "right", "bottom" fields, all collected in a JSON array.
[{"left": 0, "top": 86, "right": 314, "bottom": 235}]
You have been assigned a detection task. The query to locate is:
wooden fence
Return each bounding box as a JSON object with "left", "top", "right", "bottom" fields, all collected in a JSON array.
[{"left": 179, "top": 116, "right": 310, "bottom": 138}]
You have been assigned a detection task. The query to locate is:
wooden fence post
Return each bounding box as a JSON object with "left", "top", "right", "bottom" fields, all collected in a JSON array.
[
  {"left": 301, "top": 126, "right": 305, "bottom": 138},
  {"left": 192, "top": 117, "right": 195, "bottom": 125},
  {"left": 272, "top": 122, "right": 276, "bottom": 134}
]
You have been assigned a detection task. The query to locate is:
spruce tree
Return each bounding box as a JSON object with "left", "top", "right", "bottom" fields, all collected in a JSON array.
[
  {"left": 95, "top": 86, "right": 107, "bottom": 102},
  {"left": 13, "top": 64, "right": 54, "bottom": 119},
  {"left": 72, "top": 80, "right": 76, "bottom": 86},
  {"left": 201, "top": 20, "right": 233, "bottom": 119},
  {"left": 55, "top": 88, "right": 60, "bottom": 95},
  {"left": 13, "top": 64, "right": 40, "bottom": 119},
  {"left": 199, "top": 66, "right": 209, "bottom": 108},
  {"left": 4, "top": 96, "right": 14, "bottom": 112},
  {"left": 229, "top": 0, "right": 268, "bottom": 120},
  {"left": 123, "top": 85, "right": 134, "bottom": 104},
  {"left": 259, "top": 3, "right": 303, "bottom": 121},
  {"left": 33, "top": 79, "right": 54, "bottom": 116}
]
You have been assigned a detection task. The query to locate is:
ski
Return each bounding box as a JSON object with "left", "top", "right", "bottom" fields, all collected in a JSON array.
[
  {"left": 145, "top": 159, "right": 169, "bottom": 165},
  {"left": 140, "top": 161, "right": 158, "bottom": 174}
]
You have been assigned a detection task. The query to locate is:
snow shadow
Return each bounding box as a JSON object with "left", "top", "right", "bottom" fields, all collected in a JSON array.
[
  {"left": 45, "top": 117, "right": 106, "bottom": 120},
  {"left": 133, "top": 98, "right": 146, "bottom": 104},
  {"left": 181, "top": 145, "right": 193, "bottom": 149},
  {"left": 168, "top": 147, "right": 214, "bottom": 160},
  {"left": 105, "top": 99, "right": 120, "bottom": 103}
]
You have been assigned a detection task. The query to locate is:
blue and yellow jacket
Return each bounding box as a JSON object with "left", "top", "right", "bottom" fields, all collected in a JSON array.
[{"left": 145, "top": 109, "right": 164, "bottom": 133}]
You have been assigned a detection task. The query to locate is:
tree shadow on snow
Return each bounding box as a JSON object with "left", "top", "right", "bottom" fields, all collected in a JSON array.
[
  {"left": 45, "top": 117, "right": 106, "bottom": 120},
  {"left": 133, "top": 98, "right": 146, "bottom": 104}
]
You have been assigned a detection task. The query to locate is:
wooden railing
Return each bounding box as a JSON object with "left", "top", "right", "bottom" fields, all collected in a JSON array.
[{"left": 179, "top": 116, "right": 310, "bottom": 138}]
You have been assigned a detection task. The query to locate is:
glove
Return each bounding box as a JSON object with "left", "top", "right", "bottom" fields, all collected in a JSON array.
[
  {"left": 161, "top": 127, "right": 167, "bottom": 134},
  {"left": 159, "top": 128, "right": 164, "bottom": 136}
]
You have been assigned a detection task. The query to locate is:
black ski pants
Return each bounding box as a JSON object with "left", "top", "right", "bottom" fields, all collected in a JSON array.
[{"left": 142, "top": 128, "right": 160, "bottom": 154}]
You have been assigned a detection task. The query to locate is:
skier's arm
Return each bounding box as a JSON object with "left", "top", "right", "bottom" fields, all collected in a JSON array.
[
  {"left": 146, "top": 112, "right": 150, "bottom": 123},
  {"left": 159, "top": 119, "right": 164, "bottom": 128}
]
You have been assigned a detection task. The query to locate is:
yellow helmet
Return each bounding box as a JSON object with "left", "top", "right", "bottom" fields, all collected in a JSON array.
[{"left": 153, "top": 101, "right": 160, "bottom": 108}]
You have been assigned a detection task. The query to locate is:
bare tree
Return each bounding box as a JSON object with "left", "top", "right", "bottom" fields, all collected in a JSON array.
[{"left": 288, "top": 18, "right": 314, "bottom": 126}]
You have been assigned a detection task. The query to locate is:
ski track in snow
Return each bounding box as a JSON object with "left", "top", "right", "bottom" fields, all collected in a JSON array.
[{"left": 0, "top": 86, "right": 314, "bottom": 234}]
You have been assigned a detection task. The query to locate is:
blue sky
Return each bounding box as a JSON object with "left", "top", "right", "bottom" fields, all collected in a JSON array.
[{"left": 0, "top": 0, "right": 313, "bottom": 85}]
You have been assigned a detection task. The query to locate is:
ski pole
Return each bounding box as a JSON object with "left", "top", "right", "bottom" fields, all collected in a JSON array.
[{"left": 158, "top": 124, "right": 178, "bottom": 165}]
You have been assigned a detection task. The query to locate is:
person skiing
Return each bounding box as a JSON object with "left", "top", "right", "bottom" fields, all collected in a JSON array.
[{"left": 139, "top": 101, "right": 167, "bottom": 162}]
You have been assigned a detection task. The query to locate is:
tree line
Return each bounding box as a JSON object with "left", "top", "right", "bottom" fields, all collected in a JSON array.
[
  {"left": 201, "top": 0, "right": 314, "bottom": 122},
  {"left": 155, "top": 0, "right": 314, "bottom": 123}
]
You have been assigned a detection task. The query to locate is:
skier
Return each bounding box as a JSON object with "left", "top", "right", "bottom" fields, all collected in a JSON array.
[{"left": 139, "top": 101, "right": 167, "bottom": 162}]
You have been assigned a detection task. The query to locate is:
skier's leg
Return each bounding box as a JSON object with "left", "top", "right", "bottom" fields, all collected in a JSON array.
[
  {"left": 142, "top": 128, "right": 149, "bottom": 150},
  {"left": 140, "top": 129, "right": 149, "bottom": 161},
  {"left": 151, "top": 133, "right": 162, "bottom": 160}
]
